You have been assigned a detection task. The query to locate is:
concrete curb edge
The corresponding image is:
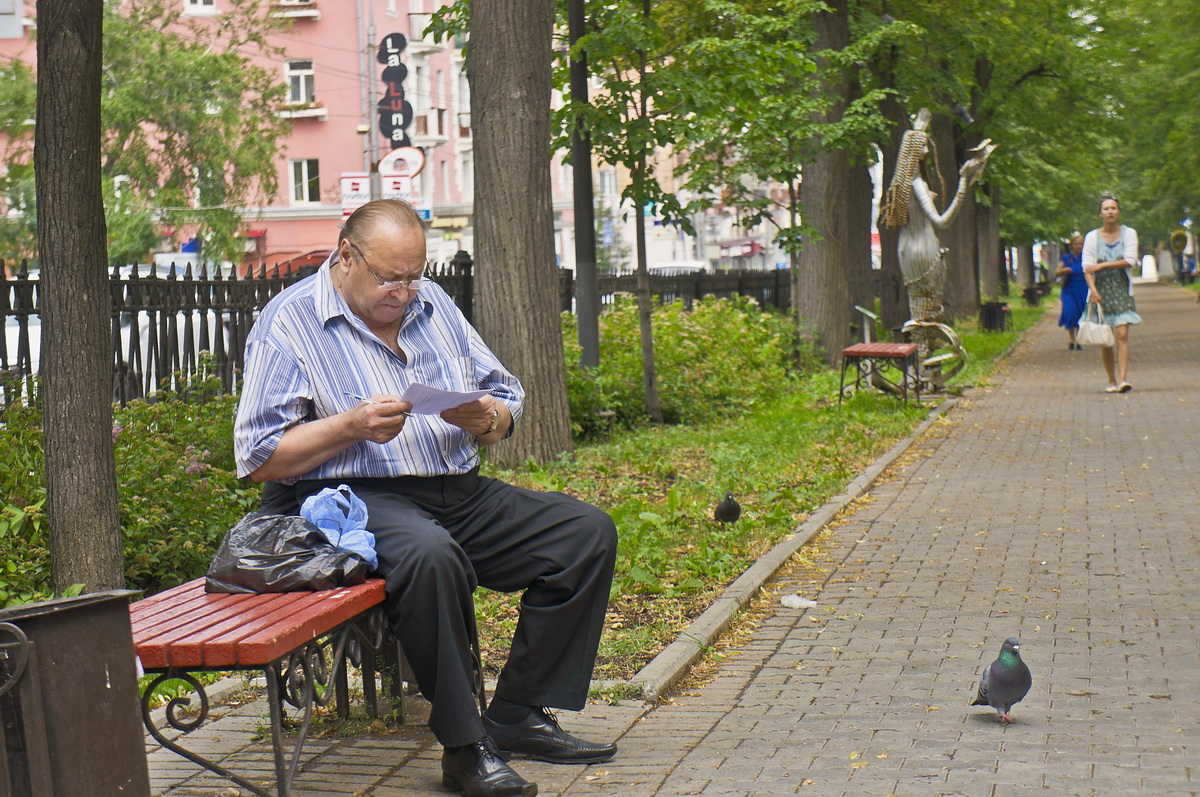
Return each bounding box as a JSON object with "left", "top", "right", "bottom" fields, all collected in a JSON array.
[{"left": 627, "top": 396, "right": 959, "bottom": 703}]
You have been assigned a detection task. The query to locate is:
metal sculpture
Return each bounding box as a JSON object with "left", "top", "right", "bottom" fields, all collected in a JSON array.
[{"left": 880, "top": 108, "right": 995, "bottom": 391}]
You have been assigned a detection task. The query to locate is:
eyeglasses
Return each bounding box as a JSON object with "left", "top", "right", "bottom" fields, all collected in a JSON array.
[{"left": 347, "top": 241, "right": 430, "bottom": 292}]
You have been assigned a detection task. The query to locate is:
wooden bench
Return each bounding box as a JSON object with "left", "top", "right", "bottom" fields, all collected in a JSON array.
[
  {"left": 839, "top": 342, "right": 920, "bottom": 405},
  {"left": 132, "top": 578, "right": 401, "bottom": 797}
]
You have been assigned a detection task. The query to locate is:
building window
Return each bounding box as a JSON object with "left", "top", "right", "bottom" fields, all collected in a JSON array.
[
  {"left": 183, "top": 0, "right": 217, "bottom": 16},
  {"left": 439, "top": 160, "right": 448, "bottom": 202},
  {"left": 458, "top": 152, "right": 473, "bottom": 199},
  {"left": 598, "top": 168, "right": 617, "bottom": 199},
  {"left": 291, "top": 159, "right": 320, "bottom": 204},
  {"left": 412, "top": 63, "right": 425, "bottom": 116},
  {"left": 285, "top": 59, "right": 315, "bottom": 104},
  {"left": 456, "top": 68, "right": 469, "bottom": 109}
]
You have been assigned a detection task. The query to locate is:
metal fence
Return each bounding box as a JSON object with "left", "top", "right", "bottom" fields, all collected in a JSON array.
[{"left": 0, "top": 255, "right": 789, "bottom": 406}]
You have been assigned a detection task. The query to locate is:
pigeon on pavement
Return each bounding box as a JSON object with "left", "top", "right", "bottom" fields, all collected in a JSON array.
[
  {"left": 971, "top": 637, "right": 1032, "bottom": 724},
  {"left": 714, "top": 491, "right": 741, "bottom": 524}
]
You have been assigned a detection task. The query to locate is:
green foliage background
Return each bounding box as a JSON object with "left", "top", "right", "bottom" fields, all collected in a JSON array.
[{"left": 0, "top": 368, "right": 259, "bottom": 605}]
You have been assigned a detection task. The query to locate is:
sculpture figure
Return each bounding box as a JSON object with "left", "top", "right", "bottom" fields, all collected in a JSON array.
[{"left": 880, "top": 108, "right": 995, "bottom": 389}]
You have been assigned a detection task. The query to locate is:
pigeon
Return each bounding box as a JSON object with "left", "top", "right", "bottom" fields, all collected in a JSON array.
[
  {"left": 971, "top": 637, "right": 1032, "bottom": 724},
  {"left": 714, "top": 491, "right": 741, "bottom": 523}
]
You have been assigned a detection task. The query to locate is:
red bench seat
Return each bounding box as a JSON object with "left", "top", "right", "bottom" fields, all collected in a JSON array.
[
  {"left": 131, "top": 577, "right": 391, "bottom": 797},
  {"left": 131, "top": 577, "right": 386, "bottom": 670},
  {"left": 839, "top": 342, "right": 920, "bottom": 404}
]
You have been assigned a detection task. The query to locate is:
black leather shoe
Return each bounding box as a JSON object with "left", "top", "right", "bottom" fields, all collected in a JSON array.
[
  {"left": 441, "top": 739, "right": 538, "bottom": 797},
  {"left": 484, "top": 708, "right": 617, "bottom": 764}
]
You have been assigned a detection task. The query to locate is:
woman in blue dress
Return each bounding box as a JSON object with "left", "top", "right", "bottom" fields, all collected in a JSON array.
[
  {"left": 1083, "top": 196, "right": 1141, "bottom": 393},
  {"left": 1055, "top": 234, "right": 1087, "bottom": 349}
]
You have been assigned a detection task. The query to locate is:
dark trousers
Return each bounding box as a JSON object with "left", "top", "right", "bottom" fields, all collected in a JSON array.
[{"left": 261, "top": 472, "right": 617, "bottom": 748}]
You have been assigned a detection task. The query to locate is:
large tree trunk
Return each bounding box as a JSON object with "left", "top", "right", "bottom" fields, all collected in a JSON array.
[
  {"left": 873, "top": 53, "right": 908, "bottom": 338},
  {"left": 37, "top": 0, "right": 124, "bottom": 593},
  {"left": 797, "top": 0, "right": 852, "bottom": 363},
  {"left": 977, "top": 183, "right": 1003, "bottom": 300},
  {"left": 929, "top": 113, "right": 977, "bottom": 323},
  {"left": 469, "top": 0, "right": 573, "bottom": 465},
  {"left": 1015, "top": 244, "right": 1035, "bottom": 290},
  {"left": 848, "top": 159, "right": 874, "bottom": 320}
]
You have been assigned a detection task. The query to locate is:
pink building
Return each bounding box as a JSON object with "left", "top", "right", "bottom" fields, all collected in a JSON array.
[{"left": 0, "top": 0, "right": 578, "bottom": 271}]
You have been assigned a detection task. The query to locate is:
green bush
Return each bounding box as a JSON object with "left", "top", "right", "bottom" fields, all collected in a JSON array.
[
  {"left": 0, "top": 365, "right": 259, "bottom": 606},
  {"left": 114, "top": 374, "right": 259, "bottom": 595},
  {"left": 564, "top": 294, "right": 801, "bottom": 438},
  {"left": 0, "top": 385, "right": 49, "bottom": 606}
]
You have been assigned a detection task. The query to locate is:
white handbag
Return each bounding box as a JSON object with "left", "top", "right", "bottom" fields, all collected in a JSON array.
[{"left": 1076, "top": 303, "right": 1114, "bottom": 348}]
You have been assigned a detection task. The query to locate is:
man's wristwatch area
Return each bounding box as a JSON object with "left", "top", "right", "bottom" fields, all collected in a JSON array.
[{"left": 483, "top": 407, "right": 500, "bottom": 435}]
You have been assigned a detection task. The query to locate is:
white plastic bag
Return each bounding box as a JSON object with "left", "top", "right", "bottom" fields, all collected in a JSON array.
[{"left": 300, "top": 485, "right": 378, "bottom": 569}]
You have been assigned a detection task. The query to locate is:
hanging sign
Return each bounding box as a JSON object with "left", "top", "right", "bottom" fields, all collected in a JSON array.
[{"left": 377, "top": 33, "right": 412, "bottom": 149}]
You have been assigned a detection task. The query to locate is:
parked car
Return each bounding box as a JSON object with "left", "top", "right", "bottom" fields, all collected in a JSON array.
[{"left": 648, "top": 260, "right": 711, "bottom": 276}]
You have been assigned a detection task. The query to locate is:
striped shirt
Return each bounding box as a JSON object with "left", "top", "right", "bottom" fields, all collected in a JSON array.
[{"left": 234, "top": 255, "right": 524, "bottom": 482}]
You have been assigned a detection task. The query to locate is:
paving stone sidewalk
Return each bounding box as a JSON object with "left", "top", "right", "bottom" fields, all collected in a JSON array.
[
  {"left": 564, "top": 282, "right": 1200, "bottom": 797},
  {"left": 150, "top": 282, "right": 1200, "bottom": 796}
]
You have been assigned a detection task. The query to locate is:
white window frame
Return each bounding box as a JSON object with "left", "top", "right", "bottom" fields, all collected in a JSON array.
[
  {"left": 290, "top": 159, "right": 320, "bottom": 204},
  {"left": 285, "top": 59, "right": 315, "bottom": 105},
  {"left": 183, "top": 0, "right": 217, "bottom": 17},
  {"left": 457, "top": 152, "right": 473, "bottom": 199}
]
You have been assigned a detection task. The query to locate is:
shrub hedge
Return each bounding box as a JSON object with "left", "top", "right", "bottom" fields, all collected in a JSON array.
[{"left": 1, "top": 297, "right": 802, "bottom": 605}]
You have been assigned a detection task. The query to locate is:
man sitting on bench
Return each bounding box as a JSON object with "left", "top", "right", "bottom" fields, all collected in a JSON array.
[{"left": 235, "top": 199, "right": 618, "bottom": 797}]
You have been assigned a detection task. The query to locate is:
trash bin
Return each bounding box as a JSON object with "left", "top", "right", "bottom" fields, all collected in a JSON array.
[{"left": 0, "top": 590, "right": 150, "bottom": 797}]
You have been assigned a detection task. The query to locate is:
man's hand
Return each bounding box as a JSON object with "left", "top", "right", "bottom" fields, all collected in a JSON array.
[
  {"left": 350, "top": 395, "right": 412, "bottom": 444},
  {"left": 440, "top": 396, "right": 502, "bottom": 438}
]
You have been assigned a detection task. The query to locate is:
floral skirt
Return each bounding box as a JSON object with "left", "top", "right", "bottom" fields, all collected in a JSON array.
[{"left": 1095, "top": 268, "right": 1141, "bottom": 326}]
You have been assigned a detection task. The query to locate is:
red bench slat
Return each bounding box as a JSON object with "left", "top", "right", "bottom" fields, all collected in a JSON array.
[
  {"left": 131, "top": 578, "right": 387, "bottom": 670},
  {"left": 235, "top": 587, "right": 386, "bottom": 664}
]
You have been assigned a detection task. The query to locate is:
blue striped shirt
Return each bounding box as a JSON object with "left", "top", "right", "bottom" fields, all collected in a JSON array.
[{"left": 234, "top": 256, "right": 524, "bottom": 482}]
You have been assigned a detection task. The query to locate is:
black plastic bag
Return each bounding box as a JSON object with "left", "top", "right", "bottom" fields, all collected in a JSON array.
[{"left": 205, "top": 512, "right": 370, "bottom": 594}]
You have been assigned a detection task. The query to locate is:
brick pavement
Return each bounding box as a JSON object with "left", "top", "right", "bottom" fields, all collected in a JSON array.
[
  {"left": 149, "top": 282, "right": 1199, "bottom": 796},
  {"left": 562, "top": 282, "right": 1200, "bottom": 797}
]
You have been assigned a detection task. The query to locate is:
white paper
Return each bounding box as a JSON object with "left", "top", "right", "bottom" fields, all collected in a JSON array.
[{"left": 399, "top": 383, "right": 490, "bottom": 415}]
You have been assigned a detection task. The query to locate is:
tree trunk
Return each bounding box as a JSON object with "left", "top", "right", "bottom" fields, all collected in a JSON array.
[
  {"left": 977, "top": 183, "right": 1003, "bottom": 300},
  {"left": 468, "top": 0, "right": 573, "bottom": 465},
  {"left": 797, "top": 0, "right": 852, "bottom": 363},
  {"left": 36, "top": 0, "right": 125, "bottom": 593},
  {"left": 873, "top": 52, "right": 908, "bottom": 338},
  {"left": 929, "top": 113, "right": 977, "bottom": 323},
  {"left": 848, "top": 159, "right": 874, "bottom": 318},
  {"left": 633, "top": 195, "right": 662, "bottom": 423},
  {"left": 1016, "top": 244, "right": 1035, "bottom": 290}
]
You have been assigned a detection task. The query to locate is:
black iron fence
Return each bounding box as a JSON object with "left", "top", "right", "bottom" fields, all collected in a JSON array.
[{"left": 0, "top": 255, "right": 790, "bottom": 406}]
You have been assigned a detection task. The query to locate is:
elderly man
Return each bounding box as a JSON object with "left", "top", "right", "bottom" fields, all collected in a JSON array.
[{"left": 235, "top": 199, "right": 618, "bottom": 797}]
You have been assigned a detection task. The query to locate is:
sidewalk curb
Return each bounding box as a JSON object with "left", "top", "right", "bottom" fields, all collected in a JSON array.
[{"left": 627, "top": 397, "right": 959, "bottom": 702}]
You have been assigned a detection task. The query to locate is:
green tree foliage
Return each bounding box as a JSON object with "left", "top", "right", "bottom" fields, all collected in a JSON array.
[
  {"left": 1102, "top": 0, "right": 1199, "bottom": 237},
  {"left": 671, "top": 0, "right": 899, "bottom": 256},
  {"left": 0, "top": 0, "right": 291, "bottom": 265},
  {"left": 865, "top": 0, "right": 1115, "bottom": 245}
]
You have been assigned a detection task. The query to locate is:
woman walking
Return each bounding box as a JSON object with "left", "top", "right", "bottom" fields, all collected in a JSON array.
[
  {"left": 1083, "top": 196, "right": 1141, "bottom": 393},
  {"left": 1056, "top": 234, "right": 1088, "bottom": 349}
]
